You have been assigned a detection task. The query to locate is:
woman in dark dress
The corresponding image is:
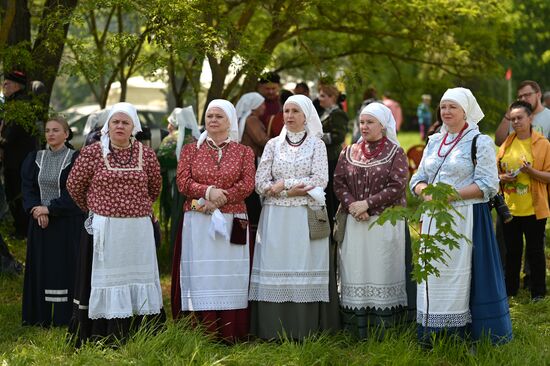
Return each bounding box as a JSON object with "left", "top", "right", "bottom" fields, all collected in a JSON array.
[
  {"left": 21, "top": 116, "right": 85, "bottom": 326},
  {"left": 319, "top": 84, "right": 349, "bottom": 230}
]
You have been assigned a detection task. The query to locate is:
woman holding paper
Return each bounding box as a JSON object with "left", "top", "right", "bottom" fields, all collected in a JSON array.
[
  {"left": 249, "top": 94, "right": 339, "bottom": 340},
  {"left": 333, "top": 102, "right": 413, "bottom": 339},
  {"left": 172, "top": 99, "right": 255, "bottom": 342}
]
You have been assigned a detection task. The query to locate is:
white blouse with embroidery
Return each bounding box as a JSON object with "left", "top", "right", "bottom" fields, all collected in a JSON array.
[{"left": 255, "top": 131, "right": 328, "bottom": 206}]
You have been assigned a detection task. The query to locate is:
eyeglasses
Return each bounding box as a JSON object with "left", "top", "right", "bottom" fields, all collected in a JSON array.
[{"left": 517, "top": 91, "right": 536, "bottom": 100}]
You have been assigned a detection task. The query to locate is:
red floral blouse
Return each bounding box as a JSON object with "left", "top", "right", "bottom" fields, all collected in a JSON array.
[
  {"left": 67, "top": 141, "right": 161, "bottom": 217},
  {"left": 177, "top": 141, "right": 255, "bottom": 214}
]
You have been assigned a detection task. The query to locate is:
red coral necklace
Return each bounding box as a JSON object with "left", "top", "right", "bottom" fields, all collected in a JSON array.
[
  {"left": 361, "top": 136, "right": 387, "bottom": 159},
  {"left": 437, "top": 123, "right": 468, "bottom": 158}
]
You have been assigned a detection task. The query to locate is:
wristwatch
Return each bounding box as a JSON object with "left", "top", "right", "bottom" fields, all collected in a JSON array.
[{"left": 280, "top": 190, "right": 288, "bottom": 198}]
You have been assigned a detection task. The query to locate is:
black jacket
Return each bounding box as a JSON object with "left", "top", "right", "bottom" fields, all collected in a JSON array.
[{"left": 0, "top": 90, "right": 38, "bottom": 170}]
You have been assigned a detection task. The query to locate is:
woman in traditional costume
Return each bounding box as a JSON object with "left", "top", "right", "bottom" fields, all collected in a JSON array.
[
  {"left": 410, "top": 87, "right": 512, "bottom": 345},
  {"left": 67, "top": 102, "right": 164, "bottom": 346},
  {"left": 249, "top": 94, "right": 339, "bottom": 340},
  {"left": 333, "top": 102, "right": 415, "bottom": 338},
  {"left": 171, "top": 99, "right": 255, "bottom": 342},
  {"left": 318, "top": 84, "right": 349, "bottom": 230},
  {"left": 236, "top": 92, "right": 269, "bottom": 252},
  {"left": 157, "top": 106, "right": 200, "bottom": 246},
  {"left": 21, "top": 116, "right": 84, "bottom": 327}
]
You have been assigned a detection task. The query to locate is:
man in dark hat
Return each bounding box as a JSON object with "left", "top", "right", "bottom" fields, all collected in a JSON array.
[{"left": 0, "top": 70, "right": 38, "bottom": 239}]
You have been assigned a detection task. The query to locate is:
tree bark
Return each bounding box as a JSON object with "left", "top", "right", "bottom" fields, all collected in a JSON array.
[
  {"left": 31, "top": 0, "right": 79, "bottom": 106},
  {"left": 0, "top": 0, "right": 16, "bottom": 46}
]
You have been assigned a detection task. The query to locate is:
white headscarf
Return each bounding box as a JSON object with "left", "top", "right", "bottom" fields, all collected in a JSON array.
[
  {"left": 279, "top": 94, "right": 323, "bottom": 141},
  {"left": 167, "top": 106, "right": 201, "bottom": 161},
  {"left": 197, "top": 99, "right": 238, "bottom": 148},
  {"left": 100, "top": 102, "right": 142, "bottom": 158},
  {"left": 359, "top": 102, "right": 400, "bottom": 146},
  {"left": 235, "top": 92, "right": 265, "bottom": 142},
  {"left": 440, "top": 87, "right": 484, "bottom": 133}
]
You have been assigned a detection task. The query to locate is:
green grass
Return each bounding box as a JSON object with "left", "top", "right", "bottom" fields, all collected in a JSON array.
[{"left": 397, "top": 131, "right": 425, "bottom": 152}]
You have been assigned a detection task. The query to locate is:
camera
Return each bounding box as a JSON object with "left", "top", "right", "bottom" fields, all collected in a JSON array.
[{"left": 489, "top": 194, "right": 513, "bottom": 223}]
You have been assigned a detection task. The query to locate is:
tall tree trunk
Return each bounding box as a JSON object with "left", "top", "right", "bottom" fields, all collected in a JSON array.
[
  {"left": 0, "top": 0, "right": 16, "bottom": 46},
  {"left": 2, "top": 0, "right": 30, "bottom": 75},
  {"left": 31, "top": 0, "right": 79, "bottom": 107}
]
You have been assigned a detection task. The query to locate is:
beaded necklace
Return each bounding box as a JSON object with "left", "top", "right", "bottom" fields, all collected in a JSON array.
[
  {"left": 109, "top": 141, "right": 134, "bottom": 166},
  {"left": 361, "top": 136, "right": 387, "bottom": 159},
  {"left": 437, "top": 123, "right": 468, "bottom": 158},
  {"left": 285, "top": 131, "right": 307, "bottom": 147}
]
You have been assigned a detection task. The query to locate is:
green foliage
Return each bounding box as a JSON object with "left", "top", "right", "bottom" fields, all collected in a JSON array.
[
  {"left": 1, "top": 99, "right": 42, "bottom": 137},
  {"left": 374, "top": 183, "right": 468, "bottom": 284},
  {"left": 508, "top": 0, "right": 550, "bottom": 90}
]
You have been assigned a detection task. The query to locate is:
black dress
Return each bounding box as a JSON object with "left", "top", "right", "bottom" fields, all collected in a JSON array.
[{"left": 21, "top": 147, "right": 85, "bottom": 327}]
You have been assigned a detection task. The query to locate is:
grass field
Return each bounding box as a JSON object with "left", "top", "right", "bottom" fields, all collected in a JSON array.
[{"left": 1, "top": 132, "right": 549, "bottom": 365}]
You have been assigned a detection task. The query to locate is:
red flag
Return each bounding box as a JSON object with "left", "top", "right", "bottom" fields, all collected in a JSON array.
[{"left": 505, "top": 68, "right": 512, "bottom": 80}]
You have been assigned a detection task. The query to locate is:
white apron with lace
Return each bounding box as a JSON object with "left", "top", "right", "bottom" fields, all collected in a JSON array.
[
  {"left": 180, "top": 211, "right": 250, "bottom": 311},
  {"left": 339, "top": 215, "right": 407, "bottom": 310},
  {"left": 249, "top": 205, "right": 329, "bottom": 303},
  {"left": 88, "top": 214, "right": 162, "bottom": 319},
  {"left": 417, "top": 205, "right": 473, "bottom": 328}
]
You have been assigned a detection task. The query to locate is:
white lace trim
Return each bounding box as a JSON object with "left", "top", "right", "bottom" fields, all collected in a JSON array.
[
  {"left": 249, "top": 283, "right": 329, "bottom": 303},
  {"left": 180, "top": 296, "right": 248, "bottom": 311},
  {"left": 251, "top": 269, "right": 328, "bottom": 280},
  {"left": 416, "top": 310, "right": 472, "bottom": 328},
  {"left": 340, "top": 282, "right": 407, "bottom": 310},
  {"left": 88, "top": 282, "right": 163, "bottom": 320}
]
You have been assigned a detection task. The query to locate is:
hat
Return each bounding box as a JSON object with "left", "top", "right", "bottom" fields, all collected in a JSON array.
[
  {"left": 5, "top": 71, "right": 27, "bottom": 86},
  {"left": 258, "top": 71, "right": 281, "bottom": 84}
]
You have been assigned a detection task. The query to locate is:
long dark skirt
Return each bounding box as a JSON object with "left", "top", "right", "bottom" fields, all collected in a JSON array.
[
  {"left": 68, "top": 230, "right": 165, "bottom": 347},
  {"left": 250, "top": 242, "right": 341, "bottom": 341},
  {"left": 341, "top": 225, "right": 416, "bottom": 339},
  {"left": 22, "top": 214, "right": 84, "bottom": 327},
  {"left": 171, "top": 212, "right": 254, "bottom": 342}
]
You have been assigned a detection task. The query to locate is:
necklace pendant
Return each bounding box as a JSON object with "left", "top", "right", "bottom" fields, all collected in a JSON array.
[{"left": 218, "top": 149, "right": 222, "bottom": 162}]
